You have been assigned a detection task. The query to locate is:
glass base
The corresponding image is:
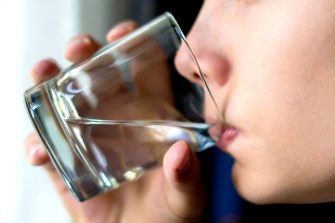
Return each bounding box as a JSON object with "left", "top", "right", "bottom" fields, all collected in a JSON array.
[{"left": 24, "top": 83, "right": 108, "bottom": 201}]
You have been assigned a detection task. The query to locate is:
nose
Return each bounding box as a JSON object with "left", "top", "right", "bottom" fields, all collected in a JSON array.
[
  {"left": 174, "top": 18, "right": 231, "bottom": 123},
  {"left": 175, "top": 27, "right": 230, "bottom": 88}
]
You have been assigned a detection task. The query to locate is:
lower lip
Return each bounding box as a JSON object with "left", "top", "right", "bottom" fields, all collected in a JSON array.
[{"left": 219, "top": 127, "right": 238, "bottom": 149}]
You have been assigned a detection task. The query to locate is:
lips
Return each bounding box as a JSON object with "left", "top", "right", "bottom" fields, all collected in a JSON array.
[
  {"left": 208, "top": 122, "right": 238, "bottom": 151},
  {"left": 220, "top": 126, "right": 237, "bottom": 148}
]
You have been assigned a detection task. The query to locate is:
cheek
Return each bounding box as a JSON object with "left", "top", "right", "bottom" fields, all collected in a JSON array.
[
  {"left": 197, "top": 0, "right": 335, "bottom": 203},
  {"left": 226, "top": 19, "right": 335, "bottom": 204},
  {"left": 229, "top": 0, "right": 335, "bottom": 162},
  {"left": 230, "top": 51, "right": 335, "bottom": 202}
]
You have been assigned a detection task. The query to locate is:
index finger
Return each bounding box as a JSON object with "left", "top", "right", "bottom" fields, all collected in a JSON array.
[
  {"left": 106, "top": 20, "right": 138, "bottom": 43},
  {"left": 30, "top": 59, "right": 60, "bottom": 85}
]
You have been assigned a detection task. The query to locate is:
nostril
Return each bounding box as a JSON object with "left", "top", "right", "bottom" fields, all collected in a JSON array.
[
  {"left": 198, "top": 52, "right": 231, "bottom": 88},
  {"left": 175, "top": 53, "right": 206, "bottom": 87},
  {"left": 175, "top": 35, "right": 231, "bottom": 89},
  {"left": 192, "top": 72, "right": 203, "bottom": 83}
]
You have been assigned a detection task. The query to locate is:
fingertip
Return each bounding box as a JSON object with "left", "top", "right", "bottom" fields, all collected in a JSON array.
[
  {"left": 25, "top": 134, "right": 50, "bottom": 166},
  {"left": 65, "top": 34, "right": 100, "bottom": 62},
  {"left": 106, "top": 20, "right": 138, "bottom": 43},
  {"left": 163, "top": 141, "right": 207, "bottom": 218},
  {"left": 30, "top": 59, "right": 60, "bottom": 84},
  {"left": 164, "top": 141, "right": 194, "bottom": 181},
  {"left": 27, "top": 142, "right": 47, "bottom": 166}
]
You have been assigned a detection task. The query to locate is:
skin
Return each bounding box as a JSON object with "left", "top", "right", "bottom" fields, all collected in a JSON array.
[
  {"left": 176, "top": 0, "right": 335, "bottom": 204},
  {"left": 25, "top": 0, "right": 335, "bottom": 222}
]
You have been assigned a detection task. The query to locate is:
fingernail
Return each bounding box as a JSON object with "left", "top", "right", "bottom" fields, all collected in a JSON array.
[
  {"left": 68, "top": 36, "right": 92, "bottom": 48},
  {"left": 177, "top": 150, "right": 192, "bottom": 173},
  {"left": 115, "top": 21, "right": 137, "bottom": 31},
  {"left": 30, "top": 142, "right": 43, "bottom": 159},
  {"left": 107, "top": 21, "right": 137, "bottom": 39}
]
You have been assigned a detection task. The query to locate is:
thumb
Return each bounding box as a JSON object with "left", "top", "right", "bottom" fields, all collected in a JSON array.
[{"left": 163, "top": 140, "right": 207, "bottom": 220}]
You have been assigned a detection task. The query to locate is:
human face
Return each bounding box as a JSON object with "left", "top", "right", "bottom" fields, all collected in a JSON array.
[{"left": 176, "top": 0, "right": 335, "bottom": 204}]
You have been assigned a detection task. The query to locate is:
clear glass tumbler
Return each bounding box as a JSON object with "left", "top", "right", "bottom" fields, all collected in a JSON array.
[{"left": 24, "top": 12, "right": 222, "bottom": 201}]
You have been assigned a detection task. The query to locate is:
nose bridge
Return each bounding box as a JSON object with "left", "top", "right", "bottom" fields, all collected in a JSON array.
[
  {"left": 176, "top": 7, "right": 231, "bottom": 123},
  {"left": 186, "top": 18, "right": 231, "bottom": 88}
]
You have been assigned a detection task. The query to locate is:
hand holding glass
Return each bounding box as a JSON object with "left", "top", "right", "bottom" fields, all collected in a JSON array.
[{"left": 24, "top": 12, "right": 221, "bottom": 201}]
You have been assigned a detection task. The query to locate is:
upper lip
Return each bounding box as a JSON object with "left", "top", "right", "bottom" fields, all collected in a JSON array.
[
  {"left": 208, "top": 124, "right": 224, "bottom": 142},
  {"left": 206, "top": 114, "right": 237, "bottom": 140},
  {"left": 206, "top": 115, "right": 226, "bottom": 141}
]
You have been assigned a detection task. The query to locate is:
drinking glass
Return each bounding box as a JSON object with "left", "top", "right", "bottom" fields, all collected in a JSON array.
[{"left": 24, "top": 12, "right": 222, "bottom": 201}]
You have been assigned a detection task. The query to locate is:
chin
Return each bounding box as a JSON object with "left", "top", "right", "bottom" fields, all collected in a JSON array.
[
  {"left": 233, "top": 173, "right": 329, "bottom": 205},
  {"left": 235, "top": 186, "right": 280, "bottom": 205},
  {"left": 231, "top": 165, "right": 296, "bottom": 205},
  {"left": 238, "top": 189, "right": 288, "bottom": 205},
  {"left": 233, "top": 164, "right": 335, "bottom": 205}
]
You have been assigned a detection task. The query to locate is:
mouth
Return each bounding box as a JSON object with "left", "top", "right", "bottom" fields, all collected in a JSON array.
[
  {"left": 208, "top": 121, "right": 238, "bottom": 152},
  {"left": 220, "top": 125, "right": 238, "bottom": 149}
]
